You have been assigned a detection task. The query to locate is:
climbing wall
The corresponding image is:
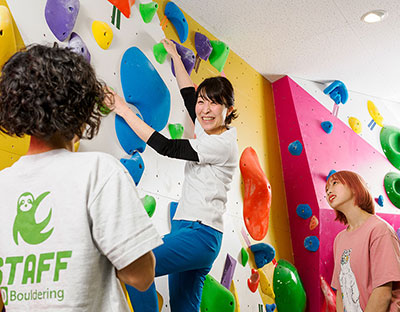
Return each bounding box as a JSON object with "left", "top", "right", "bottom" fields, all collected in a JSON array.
[
  {"left": 273, "top": 76, "right": 400, "bottom": 311},
  {"left": 2, "top": 1, "right": 293, "bottom": 311}
]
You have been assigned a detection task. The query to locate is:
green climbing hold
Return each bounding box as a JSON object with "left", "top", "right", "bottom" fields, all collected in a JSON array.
[
  {"left": 153, "top": 43, "right": 168, "bottom": 64},
  {"left": 139, "top": 2, "right": 158, "bottom": 24},
  {"left": 240, "top": 247, "right": 249, "bottom": 267},
  {"left": 200, "top": 275, "right": 236, "bottom": 312},
  {"left": 273, "top": 259, "right": 306, "bottom": 312},
  {"left": 384, "top": 172, "right": 400, "bottom": 208},
  {"left": 168, "top": 123, "right": 184, "bottom": 139},
  {"left": 141, "top": 195, "right": 156, "bottom": 217},
  {"left": 98, "top": 102, "right": 111, "bottom": 115},
  {"left": 380, "top": 126, "right": 400, "bottom": 170},
  {"left": 208, "top": 40, "right": 230, "bottom": 72}
]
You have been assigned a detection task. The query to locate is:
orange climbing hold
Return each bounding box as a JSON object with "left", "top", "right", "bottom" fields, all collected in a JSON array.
[
  {"left": 247, "top": 268, "right": 260, "bottom": 293},
  {"left": 240, "top": 147, "right": 272, "bottom": 240},
  {"left": 107, "top": 0, "right": 135, "bottom": 18}
]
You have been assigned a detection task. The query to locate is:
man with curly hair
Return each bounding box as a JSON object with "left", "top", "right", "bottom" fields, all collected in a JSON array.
[{"left": 0, "top": 44, "right": 162, "bottom": 311}]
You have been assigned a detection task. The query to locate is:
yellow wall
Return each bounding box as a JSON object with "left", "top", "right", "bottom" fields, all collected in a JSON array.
[{"left": 155, "top": 0, "right": 293, "bottom": 304}]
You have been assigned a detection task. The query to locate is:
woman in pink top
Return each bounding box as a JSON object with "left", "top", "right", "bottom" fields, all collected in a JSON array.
[{"left": 326, "top": 170, "right": 400, "bottom": 312}]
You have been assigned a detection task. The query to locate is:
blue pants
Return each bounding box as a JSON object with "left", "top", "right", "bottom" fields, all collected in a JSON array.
[{"left": 127, "top": 220, "right": 223, "bottom": 312}]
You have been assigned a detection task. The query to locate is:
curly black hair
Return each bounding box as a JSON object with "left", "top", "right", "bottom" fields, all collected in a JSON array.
[
  {"left": 196, "top": 76, "right": 238, "bottom": 126},
  {"left": 0, "top": 44, "right": 109, "bottom": 141}
]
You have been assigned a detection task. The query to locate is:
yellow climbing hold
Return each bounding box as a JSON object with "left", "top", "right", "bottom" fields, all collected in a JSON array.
[
  {"left": 229, "top": 280, "right": 240, "bottom": 312},
  {"left": 348, "top": 117, "right": 362, "bottom": 134},
  {"left": 92, "top": 21, "right": 113, "bottom": 50},
  {"left": 367, "top": 100, "right": 383, "bottom": 127},
  {"left": 258, "top": 268, "right": 275, "bottom": 299},
  {"left": 0, "top": 5, "right": 17, "bottom": 69}
]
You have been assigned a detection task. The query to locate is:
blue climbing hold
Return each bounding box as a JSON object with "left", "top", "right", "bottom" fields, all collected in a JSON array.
[
  {"left": 115, "top": 104, "right": 146, "bottom": 154},
  {"left": 321, "top": 121, "right": 333, "bottom": 134},
  {"left": 323, "top": 80, "right": 348, "bottom": 105},
  {"left": 121, "top": 47, "right": 171, "bottom": 132},
  {"left": 250, "top": 243, "right": 276, "bottom": 269},
  {"left": 304, "top": 236, "right": 320, "bottom": 252},
  {"left": 296, "top": 204, "right": 312, "bottom": 219},
  {"left": 120, "top": 152, "right": 145, "bottom": 186},
  {"left": 266, "top": 303, "right": 276, "bottom": 312},
  {"left": 377, "top": 195, "right": 384, "bottom": 207},
  {"left": 165, "top": 2, "right": 188, "bottom": 43},
  {"left": 326, "top": 170, "right": 336, "bottom": 181},
  {"left": 288, "top": 140, "right": 303, "bottom": 156}
]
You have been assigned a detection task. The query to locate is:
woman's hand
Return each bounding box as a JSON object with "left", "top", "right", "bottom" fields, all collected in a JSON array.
[
  {"left": 161, "top": 38, "right": 180, "bottom": 59},
  {"left": 104, "top": 87, "right": 131, "bottom": 117}
]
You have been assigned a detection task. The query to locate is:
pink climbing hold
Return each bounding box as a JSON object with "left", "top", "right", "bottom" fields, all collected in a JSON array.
[{"left": 240, "top": 147, "right": 272, "bottom": 241}]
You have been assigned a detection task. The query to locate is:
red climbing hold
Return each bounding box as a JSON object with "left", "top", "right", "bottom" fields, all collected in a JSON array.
[
  {"left": 107, "top": 0, "right": 135, "bottom": 18},
  {"left": 240, "top": 147, "right": 272, "bottom": 241},
  {"left": 247, "top": 268, "right": 260, "bottom": 293}
]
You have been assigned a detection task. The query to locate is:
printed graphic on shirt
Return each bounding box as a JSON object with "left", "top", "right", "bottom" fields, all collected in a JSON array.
[
  {"left": 339, "top": 249, "right": 362, "bottom": 312},
  {"left": 13, "top": 191, "right": 54, "bottom": 245},
  {"left": 1, "top": 191, "right": 72, "bottom": 306}
]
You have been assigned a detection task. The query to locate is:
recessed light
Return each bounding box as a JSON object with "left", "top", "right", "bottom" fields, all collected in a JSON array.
[{"left": 361, "top": 10, "right": 387, "bottom": 23}]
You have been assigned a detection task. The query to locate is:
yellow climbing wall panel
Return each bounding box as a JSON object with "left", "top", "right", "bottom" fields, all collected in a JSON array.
[
  {"left": 155, "top": 0, "right": 293, "bottom": 305},
  {"left": 0, "top": 0, "right": 29, "bottom": 170}
]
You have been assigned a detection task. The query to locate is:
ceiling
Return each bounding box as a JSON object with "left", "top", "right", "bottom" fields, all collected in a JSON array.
[{"left": 173, "top": 0, "right": 400, "bottom": 103}]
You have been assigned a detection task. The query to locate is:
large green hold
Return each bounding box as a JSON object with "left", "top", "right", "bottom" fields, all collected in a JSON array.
[
  {"left": 153, "top": 43, "right": 168, "bottom": 64},
  {"left": 141, "top": 195, "right": 156, "bottom": 217},
  {"left": 208, "top": 40, "right": 230, "bottom": 72},
  {"left": 384, "top": 172, "right": 400, "bottom": 208},
  {"left": 380, "top": 126, "right": 400, "bottom": 170},
  {"left": 140, "top": 2, "right": 158, "bottom": 24},
  {"left": 200, "top": 275, "right": 235, "bottom": 312},
  {"left": 273, "top": 259, "right": 306, "bottom": 312}
]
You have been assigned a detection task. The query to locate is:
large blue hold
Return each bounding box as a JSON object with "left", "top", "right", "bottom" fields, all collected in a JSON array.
[
  {"left": 288, "top": 140, "right": 303, "bottom": 156},
  {"left": 323, "top": 80, "right": 348, "bottom": 105},
  {"left": 296, "top": 204, "right": 312, "bottom": 219},
  {"left": 250, "top": 243, "right": 276, "bottom": 269},
  {"left": 165, "top": 2, "right": 188, "bottom": 43},
  {"left": 121, "top": 47, "right": 171, "bottom": 132},
  {"left": 120, "top": 152, "right": 145, "bottom": 186},
  {"left": 304, "top": 236, "right": 320, "bottom": 252}
]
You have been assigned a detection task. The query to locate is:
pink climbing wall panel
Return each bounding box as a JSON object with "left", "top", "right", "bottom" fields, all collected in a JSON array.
[{"left": 272, "top": 76, "right": 400, "bottom": 312}]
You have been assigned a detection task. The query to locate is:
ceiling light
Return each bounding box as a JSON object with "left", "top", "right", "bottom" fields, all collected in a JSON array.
[{"left": 361, "top": 10, "right": 387, "bottom": 23}]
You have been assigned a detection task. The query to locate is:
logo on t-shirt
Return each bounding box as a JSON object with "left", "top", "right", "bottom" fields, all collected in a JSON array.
[{"left": 13, "top": 191, "right": 54, "bottom": 245}]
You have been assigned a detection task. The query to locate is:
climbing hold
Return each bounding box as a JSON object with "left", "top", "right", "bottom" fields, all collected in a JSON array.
[
  {"left": 320, "top": 275, "right": 336, "bottom": 312},
  {"left": 288, "top": 140, "right": 303, "bottom": 156},
  {"left": 195, "top": 32, "right": 213, "bottom": 61},
  {"left": 169, "top": 201, "right": 178, "bottom": 223},
  {"left": 309, "top": 215, "right": 319, "bottom": 230},
  {"left": 250, "top": 243, "right": 276, "bottom": 269},
  {"left": 247, "top": 268, "right": 260, "bottom": 293},
  {"left": 0, "top": 6, "right": 17, "bottom": 69},
  {"left": 375, "top": 195, "right": 384, "bottom": 207},
  {"left": 304, "top": 235, "right": 320, "bottom": 252},
  {"left": 115, "top": 104, "right": 146, "bottom": 154},
  {"left": 240, "top": 147, "right": 272, "bottom": 241},
  {"left": 92, "top": 21, "right": 113, "bottom": 50},
  {"left": 348, "top": 117, "right": 362, "bottom": 134},
  {"left": 153, "top": 43, "right": 168, "bottom": 64},
  {"left": 384, "top": 172, "right": 400, "bottom": 208},
  {"left": 68, "top": 32, "right": 91, "bottom": 62},
  {"left": 240, "top": 247, "right": 249, "bottom": 267},
  {"left": 367, "top": 100, "right": 384, "bottom": 127},
  {"left": 323, "top": 80, "right": 348, "bottom": 105},
  {"left": 380, "top": 126, "right": 400, "bottom": 170},
  {"left": 209, "top": 40, "right": 230, "bottom": 72},
  {"left": 45, "top": 0, "right": 80, "bottom": 41},
  {"left": 326, "top": 170, "right": 336, "bottom": 181},
  {"left": 141, "top": 195, "right": 156, "bottom": 217},
  {"left": 171, "top": 40, "right": 196, "bottom": 77},
  {"left": 221, "top": 254, "right": 237, "bottom": 289},
  {"left": 164, "top": 2, "right": 188, "bottom": 43},
  {"left": 120, "top": 152, "right": 145, "bottom": 186},
  {"left": 121, "top": 47, "right": 171, "bottom": 132},
  {"left": 73, "top": 140, "right": 80, "bottom": 152},
  {"left": 168, "top": 123, "right": 184, "bottom": 139},
  {"left": 258, "top": 269, "right": 275, "bottom": 299},
  {"left": 296, "top": 204, "right": 312, "bottom": 219},
  {"left": 265, "top": 303, "right": 276, "bottom": 312},
  {"left": 321, "top": 121, "right": 333, "bottom": 134},
  {"left": 107, "top": 0, "right": 135, "bottom": 18},
  {"left": 139, "top": 2, "right": 158, "bottom": 23},
  {"left": 200, "top": 275, "right": 235, "bottom": 312},
  {"left": 273, "top": 259, "right": 306, "bottom": 312},
  {"left": 229, "top": 281, "right": 241, "bottom": 312}
]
